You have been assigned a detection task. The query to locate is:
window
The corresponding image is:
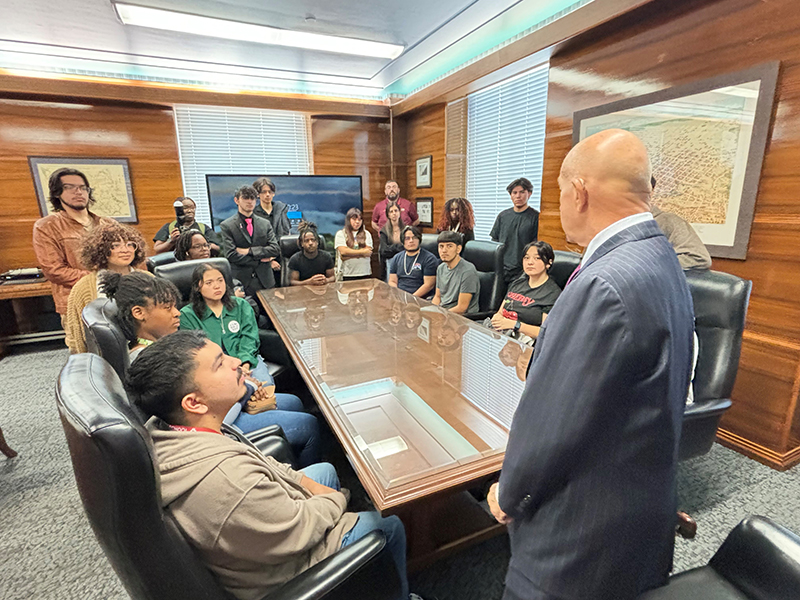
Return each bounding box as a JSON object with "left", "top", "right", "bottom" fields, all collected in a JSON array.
[
  {"left": 173, "top": 104, "right": 313, "bottom": 225},
  {"left": 465, "top": 62, "right": 549, "bottom": 240},
  {"left": 445, "top": 98, "right": 467, "bottom": 201}
]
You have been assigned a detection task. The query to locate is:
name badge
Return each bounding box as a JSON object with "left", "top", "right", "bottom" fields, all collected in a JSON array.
[{"left": 228, "top": 320, "right": 240, "bottom": 333}]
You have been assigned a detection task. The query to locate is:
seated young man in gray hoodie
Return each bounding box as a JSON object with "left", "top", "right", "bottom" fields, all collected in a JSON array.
[{"left": 125, "top": 330, "right": 419, "bottom": 600}]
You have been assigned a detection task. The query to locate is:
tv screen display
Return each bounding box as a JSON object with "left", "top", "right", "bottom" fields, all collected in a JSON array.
[{"left": 205, "top": 174, "right": 363, "bottom": 251}]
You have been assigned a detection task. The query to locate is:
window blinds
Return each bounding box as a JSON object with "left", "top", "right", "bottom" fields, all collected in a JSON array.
[
  {"left": 466, "top": 63, "right": 549, "bottom": 240},
  {"left": 445, "top": 98, "right": 468, "bottom": 201},
  {"left": 173, "top": 104, "right": 313, "bottom": 225}
]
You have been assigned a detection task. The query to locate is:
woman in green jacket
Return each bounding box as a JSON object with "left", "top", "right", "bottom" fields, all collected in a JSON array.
[{"left": 180, "top": 263, "right": 320, "bottom": 465}]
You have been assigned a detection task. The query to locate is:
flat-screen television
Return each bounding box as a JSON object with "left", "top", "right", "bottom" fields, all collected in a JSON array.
[
  {"left": 205, "top": 174, "right": 363, "bottom": 251},
  {"left": 206, "top": 175, "right": 363, "bottom": 250}
]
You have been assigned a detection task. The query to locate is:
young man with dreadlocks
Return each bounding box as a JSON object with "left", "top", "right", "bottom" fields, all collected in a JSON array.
[{"left": 288, "top": 222, "right": 335, "bottom": 286}]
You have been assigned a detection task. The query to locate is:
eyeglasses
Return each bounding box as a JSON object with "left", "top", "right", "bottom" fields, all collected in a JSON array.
[
  {"left": 111, "top": 242, "right": 139, "bottom": 251},
  {"left": 62, "top": 184, "right": 91, "bottom": 193},
  {"left": 190, "top": 243, "right": 211, "bottom": 250}
]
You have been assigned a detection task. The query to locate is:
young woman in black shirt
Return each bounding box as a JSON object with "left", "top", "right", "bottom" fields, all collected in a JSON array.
[{"left": 488, "top": 240, "right": 561, "bottom": 344}]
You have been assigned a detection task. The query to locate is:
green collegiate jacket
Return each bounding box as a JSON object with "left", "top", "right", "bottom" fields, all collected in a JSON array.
[{"left": 179, "top": 296, "right": 260, "bottom": 367}]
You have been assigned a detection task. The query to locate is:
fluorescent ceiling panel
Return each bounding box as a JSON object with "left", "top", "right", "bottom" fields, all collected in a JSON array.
[{"left": 114, "top": 2, "right": 405, "bottom": 59}]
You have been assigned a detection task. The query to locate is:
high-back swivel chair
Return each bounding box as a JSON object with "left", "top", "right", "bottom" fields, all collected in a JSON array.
[{"left": 460, "top": 240, "right": 506, "bottom": 321}]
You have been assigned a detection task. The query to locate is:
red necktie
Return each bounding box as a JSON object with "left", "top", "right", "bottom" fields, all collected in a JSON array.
[
  {"left": 245, "top": 218, "right": 253, "bottom": 237},
  {"left": 565, "top": 264, "right": 581, "bottom": 286}
]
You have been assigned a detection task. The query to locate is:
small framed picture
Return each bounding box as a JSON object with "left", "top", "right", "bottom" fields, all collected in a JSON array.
[
  {"left": 415, "top": 155, "right": 432, "bottom": 189},
  {"left": 416, "top": 197, "right": 434, "bottom": 228}
]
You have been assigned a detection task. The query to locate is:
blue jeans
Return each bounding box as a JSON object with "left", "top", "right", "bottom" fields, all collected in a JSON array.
[
  {"left": 301, "top": 464, "right": 409, "bottom": 600},
  {"left": 234, "top": 394, "right": 321, "bottom": 467},
  {"left": 248, "top": 355, "right": 273, "bottom": 383}
]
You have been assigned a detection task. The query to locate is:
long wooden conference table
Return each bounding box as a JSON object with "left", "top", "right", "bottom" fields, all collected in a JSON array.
[{"left": 258, "top": 280, "right": 532, "bottom": 570}]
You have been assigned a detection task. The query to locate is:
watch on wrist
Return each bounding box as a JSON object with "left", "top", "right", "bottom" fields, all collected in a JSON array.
[{"left": 514, "top": 320, "right": 521, "bottom": 332}]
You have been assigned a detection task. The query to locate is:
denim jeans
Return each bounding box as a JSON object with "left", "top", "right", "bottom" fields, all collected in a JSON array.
[
  {"left": 248, "top": 355, "right": 273, "bottom": 383},
  {"left": 301, "top": 464, "right": 409, "bottom": 600},
  {"left": 234, "top": 394, "right": 320, "bottom": 467}
]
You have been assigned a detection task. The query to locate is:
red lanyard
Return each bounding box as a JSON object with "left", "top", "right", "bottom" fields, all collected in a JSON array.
[{"left": 166, "top": 424, "right": 222, "bottom": 435}]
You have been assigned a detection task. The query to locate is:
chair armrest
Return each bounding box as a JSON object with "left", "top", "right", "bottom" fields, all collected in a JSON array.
[
  {"left": 465, "top": 311, "right": 493, "bottom": 321},
  {"left": 265, "top": 531, "right": 402, "bottom": 600},
  {"left": 253, "top": 435, "right": 296, "bottom": 469},
  {"left": 246, "top": 424, "right": 286, "bottom": 442},
  {"left": 710, "top": 516, "right": 800, "bottom": 597},
  {"left": 683, "top": 398, "right": 732, "bottom": 420}
]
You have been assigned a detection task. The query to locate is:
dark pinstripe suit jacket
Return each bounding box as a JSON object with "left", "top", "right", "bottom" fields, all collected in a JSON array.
[{"left": 498, "top": 219, "right": 694, "bottom": 600}]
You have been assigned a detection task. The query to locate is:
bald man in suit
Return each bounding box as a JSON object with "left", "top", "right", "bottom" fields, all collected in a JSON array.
[{"left": 488, "top": 129, "right": 694, "bottom": 599}]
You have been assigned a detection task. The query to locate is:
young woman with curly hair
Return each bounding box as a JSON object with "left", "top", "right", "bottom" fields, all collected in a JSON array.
[
  {"left": 64, "top": 221, "right": 147, "bottom": 353},
  {"left": 436, "top": 197, "right": 475, "bottom": 244}
]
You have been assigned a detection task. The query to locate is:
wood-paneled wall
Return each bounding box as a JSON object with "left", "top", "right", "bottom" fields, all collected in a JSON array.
[
  {"left": 539, "top": 0, "right": 800, "bottom": 469},
  {"left": 310, "top": 117, "right": 392, "bottom": 272},
  {"left": 393, "top": 104, "right": 447, "bottom": 234},
  {"left": 0, "top": 99, "right": 184, "bottom": 270}
]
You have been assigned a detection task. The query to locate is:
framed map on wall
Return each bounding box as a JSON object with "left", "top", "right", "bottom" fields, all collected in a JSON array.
[
  {"left": 573, "top": 62, "right": 779, "bottom": 260},
  {"left": 29, "top": 156, "right": 138, "bottom": 223}
]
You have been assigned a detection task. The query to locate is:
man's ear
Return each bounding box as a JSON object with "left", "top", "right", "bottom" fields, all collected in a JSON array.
[
  {"left": 181, "top": 392, "right": 209, "bottom": 417},
  {"left": 573, "top": 178, "right": 589, "bottom": 213},
  {"left": 130, "top": 305, "right": 146, "bottom": 322}
]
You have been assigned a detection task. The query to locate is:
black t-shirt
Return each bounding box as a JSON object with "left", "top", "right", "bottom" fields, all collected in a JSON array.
[
  {"left": 501, "top": 276, "right": 561, "bottom": 326},
  {"left": 288, "top": 250, "right": 334, "bottom": 281},
  {"left": 490, "top": 207, "right": 539, "bottom": 281}
]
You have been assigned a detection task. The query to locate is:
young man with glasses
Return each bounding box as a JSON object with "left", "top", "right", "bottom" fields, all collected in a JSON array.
[
  {"left": 33, "top": 168, "right": 113, "bottom": 339},
  {"left": 153, "top": 196, "right": 220, "bottom": 255},
  {"left": 387, "top": 226, "right": 439, "bottom": 298}
]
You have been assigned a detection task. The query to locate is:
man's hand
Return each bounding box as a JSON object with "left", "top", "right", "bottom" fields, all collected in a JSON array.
[
  {"left": 271, "top": 260, "right": 281, "bottom": 271},
  {"left": 310, "top": 273, "right": 327, "bottom": 286},
  {"left": 300, "top": 475, "right": 338, "bottom": 496},
  {"left": 488, "top": 483, "right": 513, "bottom": 525},
  {"left": 236, "top": 247, "right": 250, "bottom": 256},
  {"left": 169, "top": 228, "right": 181, "bottom": 241}
]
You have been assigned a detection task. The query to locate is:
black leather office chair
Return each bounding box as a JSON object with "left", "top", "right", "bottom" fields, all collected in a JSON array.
[
  {"left": 680, "top": 270, "right": 751, "bottom": 460},
  {"left": 56, "top": 354, "right": 401, "bottom": 600},
  {"left": 420, "top": 233, "right": 439, "bottom": 256},
  {"left": 154, "top": 257, "right": 232, "bottom": 304},
  {"left": 549, "top": 250, "right": 582, "bottom": 289},
  {"left": 279, "top": 235, "right": 301, "bottom": 287},
  {"left": 149, "top": 251, "right": 178, "bottom": 268},
  {"left": 461, "top": 240, "right": 506, "bottom": 321},
  {"left": 639, "top": 516, "right": 800, "bottom": 599},
  {"left": 83, "top": 298, "right": 129, "bottom": 380}
]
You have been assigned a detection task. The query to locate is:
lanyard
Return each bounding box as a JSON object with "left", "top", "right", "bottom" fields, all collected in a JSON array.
[{"left": 166, "top": 424, "right": 222, "bottom": 435}]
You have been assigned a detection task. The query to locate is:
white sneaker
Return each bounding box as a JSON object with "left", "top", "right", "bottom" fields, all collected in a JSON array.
[{"left": 409, "top": 594, "right": 425, "bottom": 600}]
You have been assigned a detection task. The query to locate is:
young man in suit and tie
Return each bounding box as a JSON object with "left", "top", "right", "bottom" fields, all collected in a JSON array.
[
  {"left": 220, "top": 185, "right": 281, "bottom": 296},
  {"left": 488, "top": 129, "right": 694, "bottom": 600}
]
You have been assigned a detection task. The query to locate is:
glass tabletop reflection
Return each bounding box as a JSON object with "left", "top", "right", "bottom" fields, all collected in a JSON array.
[{"left": 258, "top": 280, "right": 530, "bottom": 507}]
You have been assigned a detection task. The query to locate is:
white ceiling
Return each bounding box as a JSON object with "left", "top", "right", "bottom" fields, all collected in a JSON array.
[{"left": 0, "top": 0, "right": 592, "bottom": 100}]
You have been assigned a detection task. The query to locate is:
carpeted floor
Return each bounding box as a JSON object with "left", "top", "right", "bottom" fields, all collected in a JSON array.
[{"left": 1, "top": 345, "right": 799, "bottom": 600}]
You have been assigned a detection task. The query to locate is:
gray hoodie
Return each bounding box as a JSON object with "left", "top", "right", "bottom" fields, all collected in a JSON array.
[{"left": 147, "top": 418, "right": 358, "bottom": 600}]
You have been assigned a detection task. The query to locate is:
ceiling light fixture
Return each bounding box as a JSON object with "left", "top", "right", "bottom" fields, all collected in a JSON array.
[{"left": 114, "top": 3, "right": 404, "bottom": 60}]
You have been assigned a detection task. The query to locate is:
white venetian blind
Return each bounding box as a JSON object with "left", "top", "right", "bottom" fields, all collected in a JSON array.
[
  {"left": 466, "top": 62, "right": 550, "bottom": 240},
  {"left": 173, "top": 104, "right": 313, "bottom": 225},
  {"left": 445, "top": 97, "right": 468, "bottom": 201}
]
